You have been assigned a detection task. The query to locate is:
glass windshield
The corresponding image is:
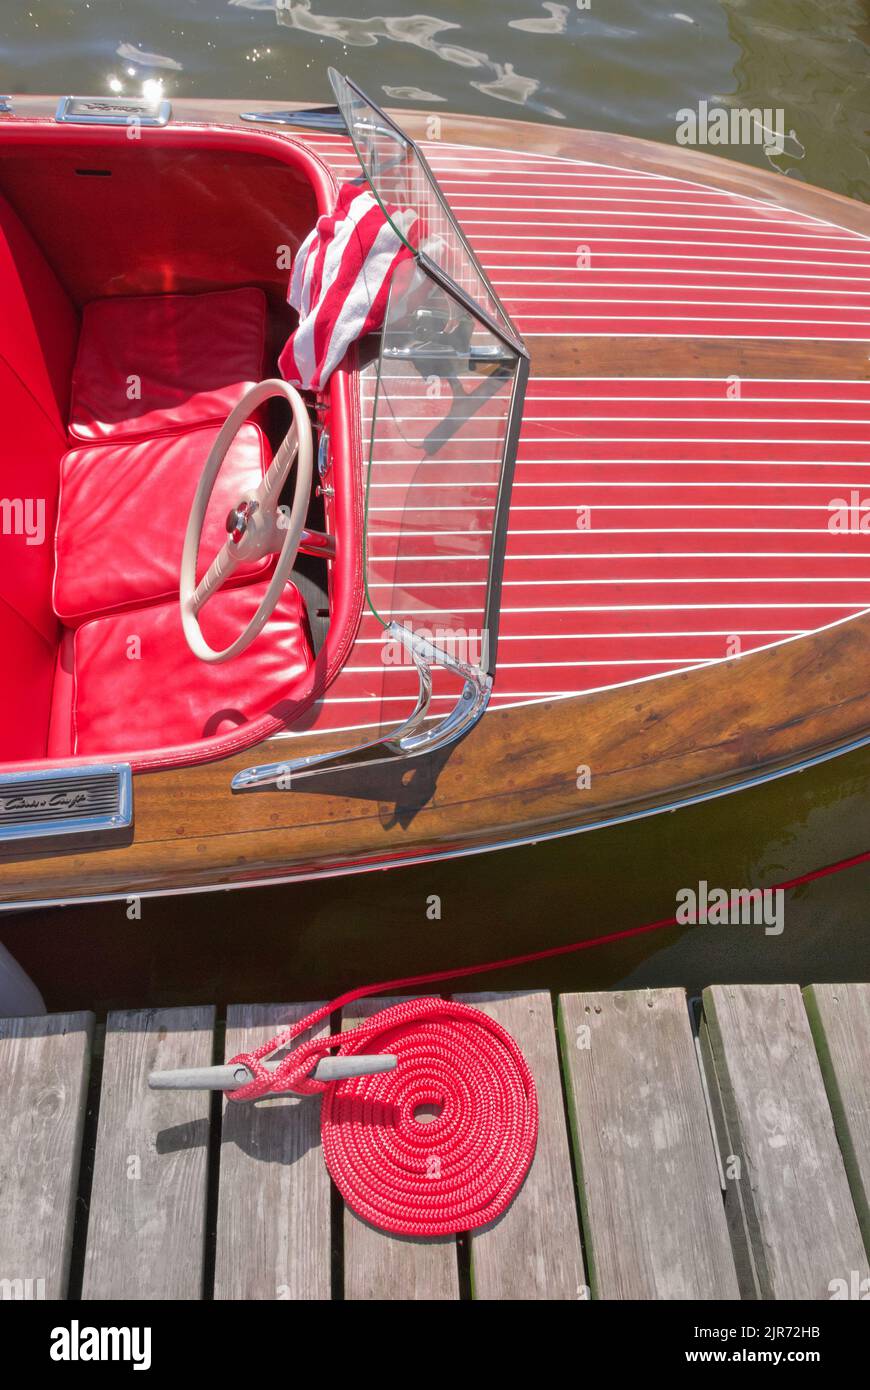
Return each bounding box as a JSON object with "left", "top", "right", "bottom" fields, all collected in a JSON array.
[
  {"left": 361, "top": 258, "right": 524, "bottom": 678},
  {"left": 329, "top": 68, "right": 518, "bottom": 343}
]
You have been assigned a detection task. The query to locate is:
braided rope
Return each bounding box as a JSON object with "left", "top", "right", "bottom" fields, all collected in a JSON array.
[{"left": 228, "top": 996, "right": 538, "bottom": 1236}]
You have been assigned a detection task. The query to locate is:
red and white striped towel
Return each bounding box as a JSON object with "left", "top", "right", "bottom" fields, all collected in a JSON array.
[{"left": 278, "top": 183, "right": 417, "bottom": 391}]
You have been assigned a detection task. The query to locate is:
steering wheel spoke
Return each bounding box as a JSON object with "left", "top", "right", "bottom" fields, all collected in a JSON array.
[
  {"left": 180, "top": 380, "right": 314, "bottom": 664},
  {"left": 256, "top": 421, "right": 298, "bottom": 511},
  {"left": 191, "top": 541, "right": 239, "bottom": 614}
]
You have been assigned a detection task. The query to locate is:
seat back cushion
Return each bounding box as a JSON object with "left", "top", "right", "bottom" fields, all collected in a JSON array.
[
  {"left": 53, "top": 422, "right": 274, "bottom": 625},
  {"left": 68, "top": 287, "right": 267, "bottom": 442},
  {"left": 0, "top": 191, "right": 79, "bottom": 760}
]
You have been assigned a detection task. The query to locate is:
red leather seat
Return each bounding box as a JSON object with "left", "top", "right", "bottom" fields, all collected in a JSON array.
[
  {"left": 50, "top": 582, "right": 313, "bottom": 758},
  {"left": 0, "top": 190, "right": 314, "bottom": 765},
  {"left": 0, "top": 191, "right": 79, "bottom": 759},
  {"left": 68, "top": 287, "right": 267, "bottom": 443},
  {"left": 53, "top": 422, "right": 273, "bottom": 624}
]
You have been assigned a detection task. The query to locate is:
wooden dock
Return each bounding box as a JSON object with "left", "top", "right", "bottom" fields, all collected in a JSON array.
[{"left": 1, "top": 985, "right": 868, "bottom": 1301}]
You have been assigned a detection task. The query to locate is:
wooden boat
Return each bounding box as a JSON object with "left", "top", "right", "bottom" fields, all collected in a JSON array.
[{"left": 0, "top": 74, "right": 868, "bottom": 911}]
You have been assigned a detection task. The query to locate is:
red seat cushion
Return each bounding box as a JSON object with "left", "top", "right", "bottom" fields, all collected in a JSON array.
[
  {"left": 53, "top": 422, "right": 273, "bottom": 625},
  {"left": 62, "top": 582, "right": 312, "bottom": 757},
  {"left": 68, "top": 287, "right": 267, "bottom": 443}
]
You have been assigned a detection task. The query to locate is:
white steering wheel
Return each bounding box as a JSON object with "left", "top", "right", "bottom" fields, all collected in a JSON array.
[{"left": 180, "top": 379, "right": 314, "bottom": 663}]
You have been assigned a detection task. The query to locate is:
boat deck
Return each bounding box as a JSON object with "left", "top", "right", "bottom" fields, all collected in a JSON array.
[
  {"left": 1, "top": 983, "right": 868, "bottom": 1300},
  {"left": 284, "top": 128, "right": 870, "bottom": 739}
]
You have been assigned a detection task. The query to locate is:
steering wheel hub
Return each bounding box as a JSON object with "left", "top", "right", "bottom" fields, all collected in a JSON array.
[{"left": 225, "top": 499, "right": 254, "bottom": 544}]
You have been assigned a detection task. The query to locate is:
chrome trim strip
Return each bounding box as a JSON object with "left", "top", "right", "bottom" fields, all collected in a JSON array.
[
  {"left": 317, "top": 428, "right": 331, "bottom": 479},
  {"left": 240, "top": 106, "right": 346, "bottom": 132},
  {"left": 55, "top": 95, "right": 171, "bottom": 126},
  {"left": 0, "top": 764, "right": 132, "bottom": 845},
  {"left": 298, "top": 527, "right": 336, "bottom": 560}
]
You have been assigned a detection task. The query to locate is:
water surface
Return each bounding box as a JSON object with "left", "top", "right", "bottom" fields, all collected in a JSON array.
[{"left": 2, "top": 0, "right": 868, "bottom": 197}]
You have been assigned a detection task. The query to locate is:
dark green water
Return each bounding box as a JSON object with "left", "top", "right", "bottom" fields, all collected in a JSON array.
[
  {"left": 2, "top": 0, "right": 869, "bottom": 198},
  {"left": 1, "top": 1, "right": 868, "bottom": 1003},
  {"left": 4, "top": 740, "right": 870, "bottom": 1011}
]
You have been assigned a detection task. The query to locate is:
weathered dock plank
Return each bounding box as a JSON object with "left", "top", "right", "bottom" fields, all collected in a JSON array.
[
  {"left": 81, "top": 1007, "right": 214, "bottom": 1300},
  {"left": 0, "top": 1011, "right": 93, "bottom": 1300},
  {"left": 695, "top": 1010, "right": 760, "bottom": 1298},
  {"left": 458, "top": 990, "right": 586, "bottom": 1300},
  {"left": 214, "top": 1003, "right": 332, "bottom": 1301},
  {"left": 342, "top": 996, "right": 460, "bottom": 1301},
  {"left": 703, "top": 984, "right": 868, "bottom": 1299},
  {"left": 803, "top": 984, "right": 870, "bottom": 1258},
  {"left": 559, "top": 988, "right": 738, "bottom": 1300}
]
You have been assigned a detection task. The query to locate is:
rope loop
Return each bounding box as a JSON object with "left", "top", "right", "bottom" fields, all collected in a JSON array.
[
  {"left": 318, "top": 997, "right": 537, "bottom": 1235},
  {"left": 228, "top": 996, "right": 538, "bottom": 1236}
]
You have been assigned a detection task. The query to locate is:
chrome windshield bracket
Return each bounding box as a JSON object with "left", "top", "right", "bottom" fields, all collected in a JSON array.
[
  {"left": 240, "top": 106, "right": 346, "bottom": 132},
  {"left": 230, "top": 622, "right": 491, "bottom": 793}
]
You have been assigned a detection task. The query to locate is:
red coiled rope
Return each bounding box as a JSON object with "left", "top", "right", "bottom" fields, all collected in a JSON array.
[
  {"left": 228, "top": 997, "right": 538, "bottom": 1235},
  {"left": 227, "top": 844, "right": 870, "bottom": 1236},
  {"left": 327, "top": 998, "right": 536, "bottom": 1236}
]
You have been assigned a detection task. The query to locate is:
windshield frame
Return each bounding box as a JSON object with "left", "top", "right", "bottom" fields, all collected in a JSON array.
[
  {"left": 330, "top": 70, "right": 530, "bottom": 680},
  {"left": 328, "top": 67, "right": 526, "bottom": 355},
  {"left": 361, "top": 251, "right": 529, "bottom": 681}
]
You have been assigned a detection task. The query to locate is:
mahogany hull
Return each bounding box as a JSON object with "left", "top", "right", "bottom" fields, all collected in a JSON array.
[{"left": 0, "top": 98, "right": 867, "bottom": 909}]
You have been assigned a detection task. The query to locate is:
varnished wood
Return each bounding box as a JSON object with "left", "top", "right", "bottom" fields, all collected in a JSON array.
[{"left": 528, "top": 334, "right": 870, "bottom": 380}]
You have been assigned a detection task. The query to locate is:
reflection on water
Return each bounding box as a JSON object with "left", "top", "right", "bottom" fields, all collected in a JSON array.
[
  {"left": 115, "top": 43, "right": 184, "bottom": 72},
  {"left": 264, "top": 0, "right": 566, "bottom": 118},
  {"left": 383, "top": 85, "right": 445, "bottom": 102},
  {"left": 509, "top": 4, "right": 569, "bottom": 36},
  {"left": 1, "top": 0, "right": 867, "bottom": 195},
  {"left": 718, "top": 0, "right": 870, "bottom": 197}
]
